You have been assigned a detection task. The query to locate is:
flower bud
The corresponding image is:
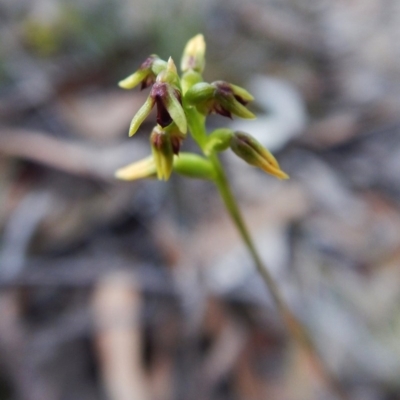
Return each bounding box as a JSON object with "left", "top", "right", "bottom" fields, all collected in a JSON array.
[
  {"left": 115, "top": 156, "right": 156, "bottom": 181},
  {"left": 184, "top": 82, "right": 215, "bottom": 104},
  {"left": 119, "top": 55, "right": 167, "bottom": 90},
  {"left": 181, "top": 34, "right": 206, "bottom": 73},
  {"left": 151, "top": 126, "right": 174, "bottom": 180},
  {"left": 230, "top": 132, "right": 289, "bottom": 180},
  {"left": 173, "top": 153, "right": 215, "bottom": 180}
]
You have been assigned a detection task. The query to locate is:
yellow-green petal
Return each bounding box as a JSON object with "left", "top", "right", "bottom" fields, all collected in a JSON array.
[
  {"left": 151, "top": 127, "right": 174, "bottom": 180},
  {"left": 231, "top": 84, "right": 254, "bottom": 103},
  {"left": 230, "top": 132, "right": 289, "bottom": 180},
  {"left": 165, "top": 87, "right": 187, "bottom": 134},
  {"left": 118, "top": 69, "right": 148, "bottom": 89},
  {"left": 115, "top": 156, "right": 156, "bottom": 180},
  {"left": 129, "top": 96, "right": 154, "bottom": 137},
  {"left": 220, "top": 97, "right": 256, "bottom": 119}
]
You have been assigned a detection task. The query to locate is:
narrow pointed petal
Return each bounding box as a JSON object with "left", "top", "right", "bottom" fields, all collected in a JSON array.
[
  {"left": 119, "top": 69, "right": 148, "bottom": 89},
  {"left": 157, "top": 58, "right": 180, "bottom": 87},
  {"left": 151, "top": 127, "right": 174, "bottom": 180},
  {"left": 129, "top": 96, "right": 154, "bottom": 136},
  {"left": 167, "top": 57, "right": 178, "bottom": 74},
  {"left": 258, "top": 146, "right": 280, "bottom": 169},
  {"left": 220, "top": 97, "right": 256, "bottom": 119},
  {"left": 258, "top": 160, "right": 289, "bottom": 179},
  {"left": 161, "top": 152, "right": 173, "bottom": 180},
  {"left": 231, "top": 84, "right": 254, "bottom": 103},
  {"left": 115, "top": 156, "right": 156, "bottom": 180},
  {"left": 118, "top": 56, "right": 167, "bottom": 90},
  {"left": 236, "top": 148, "right": 288, "bottom": 179},
  {"left": 165, "top": 87, "right": 187, "bottom": 133},
  {"left": 152, "top": 143, "right": 173, "bottom": 180}
]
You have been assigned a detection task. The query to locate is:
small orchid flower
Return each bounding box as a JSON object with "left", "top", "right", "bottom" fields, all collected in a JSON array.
[
  {"left": 128, "top": 58, "right": 187, "bottom": 136},
  {"left": 118, "top": 55, "right": 167, "bottom": 90},
  {"left": 185, "top": 81, "right": 255, "bottom": 119}
]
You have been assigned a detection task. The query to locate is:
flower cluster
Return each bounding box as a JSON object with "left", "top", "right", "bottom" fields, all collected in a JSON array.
[{"left": 116, "top": 34, "right": 288, "bottom": 181}]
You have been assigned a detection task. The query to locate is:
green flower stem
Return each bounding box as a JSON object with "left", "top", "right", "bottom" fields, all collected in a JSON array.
[
  {"left": 211, "top": 153, "right": 348, "bottom": 400},
  {"left": 210, "top": 152, "right": 289, "bottom": 313},
  {"left": 185, "top": 105, "right": 208, "bottom": 149},
  {"left": 187, "top": 107, "right": 348, "bottom": 400}
]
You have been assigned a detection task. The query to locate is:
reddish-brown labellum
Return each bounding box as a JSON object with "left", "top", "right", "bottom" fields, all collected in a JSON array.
[{"left": 151, "top": 83, "right": 183, "bottom": 128}]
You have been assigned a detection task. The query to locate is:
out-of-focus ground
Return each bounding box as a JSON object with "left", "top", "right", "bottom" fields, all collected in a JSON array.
[{"left": 1, "top": 0, "right": 400, "bottom": 399}]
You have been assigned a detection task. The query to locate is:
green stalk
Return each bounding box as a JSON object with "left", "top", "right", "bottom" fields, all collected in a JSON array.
[
  {"left": 184, "top": 105, "right": 207, "bottom": 149},
  {"left": 210, "top": 152, "right": 289, "bottom": 314},
  {"left": 187, "top": 107, "right": 348, "bottom": 400},
  {"left": 212, "top": 153, "right": 348, "bottom": 399}
]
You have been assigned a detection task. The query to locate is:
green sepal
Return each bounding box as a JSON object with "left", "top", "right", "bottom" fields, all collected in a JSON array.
[
  {"left": 165, "top": 86, "right": 187, "bottom": 134},
  {"left": 129, "top": 96, "right": 155, "bottom": 136},
  {"left": 218, "top": 96, "right": 256, "bottom": 119},
  {"left": 157, "top": 58, "right": 181, "bottom": 89},
  {"left": 230, "top": 84, "right": 254, "bottom": 103},
  {"left": 173, "top": 153, "right": 215, "bottom": 180},
  {"left": 151, "top": 127, "right": 174, "bottom": 180},
  {"left": 119, "top": 55, "right": 167, "bottom": 90},
  {"left": 119, "top": 69, "right": 148, "bottom": 90}
]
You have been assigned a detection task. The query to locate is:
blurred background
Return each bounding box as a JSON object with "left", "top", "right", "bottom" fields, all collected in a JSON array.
[{"left": 1, "top": 0, "right": 400, "bottom": 399}]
